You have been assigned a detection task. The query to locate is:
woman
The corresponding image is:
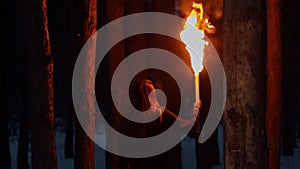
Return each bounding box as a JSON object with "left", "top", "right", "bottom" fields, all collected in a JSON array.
[{"left": 117, "top": 79, "right": 201, "bottom": 169}]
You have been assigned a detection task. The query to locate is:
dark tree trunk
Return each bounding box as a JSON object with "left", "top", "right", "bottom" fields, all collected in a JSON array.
[
  {"left": 148, "top": 1, "right": 185, "bottom": 169},
  {"left": 48, "top": 0, "right": 82, "bottom": 159},
  {"left": 17, "top": 88, "right": 29, "bottom": 169},
  {"left": 104, "top": 1, "right": 126, "bottom": 169},
  {"left": 65, "top": 106, "right": 74, "bottom": 158},
  {"left": 61, "top": 0, "right": 83, "bottom": 159},
  {"left": 75, "top": 122, "right": 95, "bottom": 169},
  {"left": 47, "top": 0, "right": 73, "bottom": 159},
  {"left": 282, "top": 0, "right": 298, "bottom": 156},
  {"left": 199, "top": 1, "right": 224, "bottom": 168},
  {"left": 0, "top": 59, "right": 11, "bottom": 169},
  {"left": 266, "top": 0, "right": 282, "bottom": 168},
  {"left": 0, "top": 0, "right": 11, "bottom": 168},
  {"left": 223, "top": 0, "right": 268, "bottom": 168},
  {"left": 13, "top": 0, "right": 29, "bottom": 168},
  {"left": 124, "top": 0, "right": 148, "bottom": 55},
  {"left": 0, "top": 97, "right": 11, "bottom": 169},
  {"left": 0, "top": 0, "right": 12, "bottom": 168},
  {"left": 74, "top": 0, "right": 97, "bottom": 168},
  {"left": 151, "top": 0, "right": 175, "bottom": 14},
  {"left": 22, "top": 0, "right": 58, "bottom": 168}
]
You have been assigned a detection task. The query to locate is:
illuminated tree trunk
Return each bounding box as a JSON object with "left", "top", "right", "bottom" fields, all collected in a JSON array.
[
  {"left": 223, "top": 0, "right": 268, "bottom": 168},
  {"left": 74, "top": 0, "right": 97, "bottom": 168},
  {"left": 266, "top": 0, "right": 282, "bottom": 168},
  {"left": 22, "top": 0, "right": 58, "bottom": 168}
]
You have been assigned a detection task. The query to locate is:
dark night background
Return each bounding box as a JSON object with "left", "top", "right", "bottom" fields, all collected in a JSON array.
[{"left": 0, "top": 0, "right": 299, "bottom": 169}]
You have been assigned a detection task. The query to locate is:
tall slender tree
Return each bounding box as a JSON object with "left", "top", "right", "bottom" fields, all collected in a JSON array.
[
  {"left": 22, "top": 0, "right": 58, "bottom": 168},
  {"left": 0, "top": 47, "right": 11, "bottom": 169},
  {"left": 0, "top": 0, "right": 11, "bottom": 168},
  {"left": 17, "top": 86, "right": 29, "bottom": 169},
  {"left": 0, "top": 0, "right": 12, "bottom": 168},
  {"left": 282, "top": 0, "right": 298, "bottom": 156},
  {"left": 266, "top": 0, "right": 282, "bottom": 168},
  {"left": 104, "top": 1, "right": 126, "bottom": 169},
  {"left": 223, "top": 0, "right": 268, "bottom": 168},
  {"left": 74, "top": 0, "right": 97, "bottom": 168},
  {"left": 16, "top": 0, "right": 30, "bottom": 168}
]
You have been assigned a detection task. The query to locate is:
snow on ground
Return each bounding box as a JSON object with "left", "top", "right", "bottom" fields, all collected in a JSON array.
[
  {"left": 280, "top": 140, "right": 300, "bottom": 169},
  {"left": 9, "top": 123, "right": 300, "bottom": 169}
]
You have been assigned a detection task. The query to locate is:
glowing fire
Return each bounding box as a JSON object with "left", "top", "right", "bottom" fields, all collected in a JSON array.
[{"left": 180, "top": 2, "right": 215, "bottom": 75}]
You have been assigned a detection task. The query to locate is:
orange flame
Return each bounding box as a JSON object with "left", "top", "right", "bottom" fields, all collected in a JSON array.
[{"left": 180, "top": 2, "right": 215, "bottom": 75}]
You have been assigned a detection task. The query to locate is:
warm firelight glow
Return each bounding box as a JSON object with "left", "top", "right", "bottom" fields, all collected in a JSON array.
[
  {"left": 180, "top": 2, "right": 215, "bottom": 75},
  {"left": 180, "top": 2, "right": 215, "bottom": 102}
]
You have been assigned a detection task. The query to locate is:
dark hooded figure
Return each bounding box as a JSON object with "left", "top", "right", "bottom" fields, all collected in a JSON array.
[{"left": 117, "top": 79, "right": 201, "bottom": 169}]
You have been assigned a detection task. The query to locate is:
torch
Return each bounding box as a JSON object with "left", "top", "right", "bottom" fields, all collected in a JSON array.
[{"left": 180, "top": 2, "right": 215, "bottom": 103}]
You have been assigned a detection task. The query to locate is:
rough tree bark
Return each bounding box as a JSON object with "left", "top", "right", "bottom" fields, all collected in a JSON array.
[
  {"left": 74, "top": 0, "right": 97, "bottom": 168},
  {"left": 223, "top": 0, "right": 268, "bottom": 168},
  {"left": 22, "top": 0, "right": 58, "bottom": 168},
  {"left": 266, "top": 0, "right": 282, "bottom": 168}
]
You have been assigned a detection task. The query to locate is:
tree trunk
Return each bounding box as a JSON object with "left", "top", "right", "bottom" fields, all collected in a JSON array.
[
  {"left": 223, "top": 0, "right": 268, "bottom": 168},
  {"left": 17, "top": 88, "right": 29, "bottom": 169},
  {"left": 54, "top": 0, "right": 83, "bottom": 159},
  {"left": 124, "top": 0, "right": 148, "bottom": 55},
  {"left": 65, "top": 106, "right": 74, "bottom": 158},
  {"left": 22, "top": 0, "right": 58, "bottom": 168},
  {"left": 151, "top": 0, "right": 175, "bottom": 14},
  {"left": 266, "top": 0, "right": 282, "bottom": 168},
  {"left": 281, "top": 0, "right": 298, "bottom": 156},
  {"left": 23, "top": 0, "right": 57, "bottom": 169},
  {"left": 104, "top": 1, "right": 126, "bottom": 169},
  {"left": 0, "top": 0, "right": 12, "bottom": 168},
  {"left": 0, "top": 0, "right": 11, "bottom": 168},
  {"left": 74, "top": 0, "right": 97, "bottom": 168},
  {"left": 0, "top": 57, "right": 11, "bottom": 169}
]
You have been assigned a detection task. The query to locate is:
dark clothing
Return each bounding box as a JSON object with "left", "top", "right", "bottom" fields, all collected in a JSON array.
[
  {"left": 118, "top": 143, "right": 181, "bottom": 169},
  {"left": 196, "top": 129, "right": 220, "bottom": 169},
  {"left": 117, "top": 111, "right": 182, "bottom": 169}
]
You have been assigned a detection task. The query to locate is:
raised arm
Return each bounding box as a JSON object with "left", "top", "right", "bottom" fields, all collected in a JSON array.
[{"left": 161, "top": 101, "right": 202, "bottom": 127}]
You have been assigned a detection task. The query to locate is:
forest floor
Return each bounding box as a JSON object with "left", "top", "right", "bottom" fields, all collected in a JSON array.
[
  {"left": 9, "top": 120, "right": 300, "bottom": 169},
  {"left": 280, "top": 140, "right": 300, "bottom": 169}
]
